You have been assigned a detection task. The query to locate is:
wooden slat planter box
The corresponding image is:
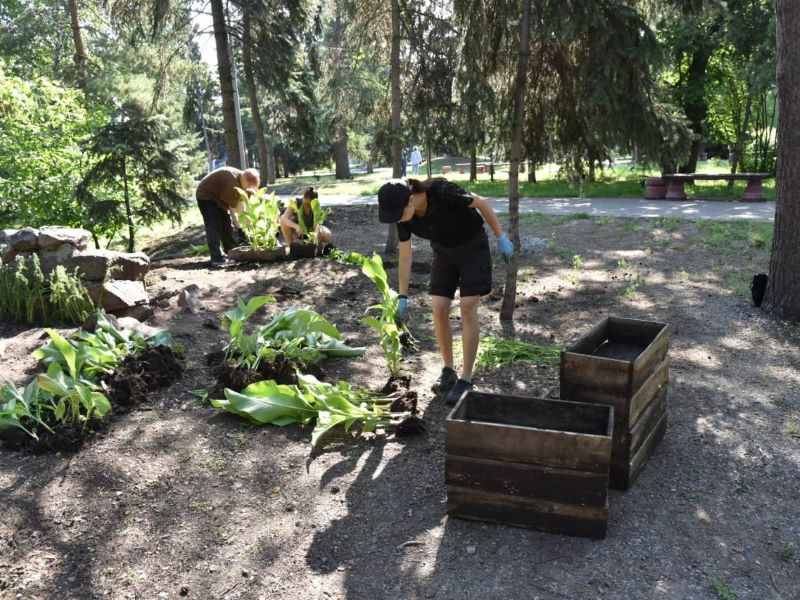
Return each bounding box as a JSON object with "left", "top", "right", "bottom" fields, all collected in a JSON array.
[
  {"left": 227, "top": 246, "right": 288, "bottom": 263},
  {"left": 560, "top": 317, "right": 669, "bottom": 490},
  {"left": 445, "top": 391, "right": 613, "bottom": 539}
]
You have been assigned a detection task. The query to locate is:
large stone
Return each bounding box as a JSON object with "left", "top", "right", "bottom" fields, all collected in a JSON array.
[
  {"left": 64, "top": 249, "right": 150, "bottom": 281},
  {"left": 86, "top": 280, "right": 149, "bottom": 313},
  {"left": 9, "top": 227, "right": 39, "bottom": 252},
  {"left": 0, "top": 229, "right": 17, "bottom": 244},
  {"left": 38, "top": 226, "right": 91, "bottom": 250},
  {"left": 38, "top": 244, "right": 78, "bottom": 275},
  {"left": 0, "top": 243, "right": 13, "bottom": 265}
]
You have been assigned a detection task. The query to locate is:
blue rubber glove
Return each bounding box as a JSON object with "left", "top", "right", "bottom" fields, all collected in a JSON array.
[
  {"left": 397, "top": 297, "right": 409, "bottom": 322},
  {"left": 497, "top": 233, "right": 514, "bottom": 263}
]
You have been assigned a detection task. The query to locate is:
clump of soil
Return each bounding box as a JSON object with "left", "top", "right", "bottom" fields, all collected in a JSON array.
[
  {"left": 394, "top": 415, "right": 425, "bottom": 437},
  {"left": 209, "top": 351, "right": 326, "bottom": 395},
  {"left": 109, "top": 346, "right": 184, "bottom": 407},
  {"left": 0, "top": 417, "right": 107, "bottom": 454}
]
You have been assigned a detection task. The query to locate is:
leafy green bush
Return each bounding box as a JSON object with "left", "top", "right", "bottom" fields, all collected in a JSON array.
[{"left": 293, "top": 198, "right": 331, "bottom": 244}]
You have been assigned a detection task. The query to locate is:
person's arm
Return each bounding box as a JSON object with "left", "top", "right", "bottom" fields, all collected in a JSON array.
[
  {"left": 468, "top": 195, "right": 504, "bottom": 237},
  {"left": 280, "top": 204, "right": 302, "bottom": 233},
  {"left": 398, "top": 239, "right": 412, "bottom": 296}
]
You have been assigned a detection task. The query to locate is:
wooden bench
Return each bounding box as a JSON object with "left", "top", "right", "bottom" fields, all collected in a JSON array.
[
  {"left": 455, "top": 162, "right": 489, "bottom": 175},
  {"left": 659, "top": 173, "right": 771, "bottom": 202}
]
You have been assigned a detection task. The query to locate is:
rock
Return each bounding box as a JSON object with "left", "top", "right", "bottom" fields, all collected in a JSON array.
[
  {"left": 116, "top": 316, "right": 163, "bottom": 338},
  {"left": 37, "top": 243, "right": 78, "bottom": 275},
  {"left": 114, "top": 304, "right": 155, "bottom": 321},
  {"left": 179, "top": 586, "right": 189, "bottom": 597},
  {"left": 64, "top": 249, "right": 150, "bottom": 281},
  {"left": 8, "top": 227, "right": 39, "bottom": 252},
  {"left": 178, "top": 284, "right": 203, "bottom": 314},
  {"left": 37, "top": 226, "right": 91, "bottom": 250},
  {"left": 0, "top": 243, "right": 13, "bottom": 265},
  {"left": 86, "top": 280, "right": 149, "bottom": 313},
  {"left": 0, "top": 229, "right": 16, "bottom": 244}
]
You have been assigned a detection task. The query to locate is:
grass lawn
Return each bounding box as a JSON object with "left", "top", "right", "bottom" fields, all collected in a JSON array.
[{"left": 268, "top": 157, "right": 776, "bottom": 201}]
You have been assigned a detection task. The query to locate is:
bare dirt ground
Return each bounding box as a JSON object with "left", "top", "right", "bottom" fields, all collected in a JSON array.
[{"left": 1, "top": 206, "right": 799, "bottom": 600}]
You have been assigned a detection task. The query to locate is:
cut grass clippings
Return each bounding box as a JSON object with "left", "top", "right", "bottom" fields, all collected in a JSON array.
[{"left": 476, "top": 337, "right": 561, "bottom": 371}]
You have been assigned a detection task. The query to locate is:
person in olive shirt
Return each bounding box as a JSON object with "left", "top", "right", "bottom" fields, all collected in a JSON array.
[
  {"left": 377, "top": 177, "right": 514, "bottom": 405},
  {"left": 195, "top": 166, "right": 260, "bottom": 267}
]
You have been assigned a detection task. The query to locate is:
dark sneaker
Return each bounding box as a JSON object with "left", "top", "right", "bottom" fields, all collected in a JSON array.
[
  {"left": 210, "top": 257, "right": 235, "bottom": 268},
  {"left": 445, "top": 379, "right": 473, "bottom": 406},
  {"left": 431, "top": 366, "right": 458, "bottom": 396}
]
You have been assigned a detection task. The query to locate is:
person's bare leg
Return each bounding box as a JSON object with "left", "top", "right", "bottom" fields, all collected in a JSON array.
[
  {"left": 431, "top": 295, "right": 453, "bottom": 368},
  {"left": 317, "top": 225, "right": 333, "bottom": 243},
  {"left": 280, "top": 223, "right": 295, "bottom": 246},
  {"left": 459, "top": 295, "right": 481, "bottom": 380}
]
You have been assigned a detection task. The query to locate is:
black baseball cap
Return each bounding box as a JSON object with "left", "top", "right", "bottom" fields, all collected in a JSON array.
[{"left": 377, "top": 179, "right": 412, "bottom": 223}]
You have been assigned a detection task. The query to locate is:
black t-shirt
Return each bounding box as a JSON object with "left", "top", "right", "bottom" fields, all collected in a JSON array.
[{"left": 396, "top": 180, "right": 484, "bottom": 247}]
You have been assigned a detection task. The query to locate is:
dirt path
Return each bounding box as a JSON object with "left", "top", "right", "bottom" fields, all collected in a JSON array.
[{"left": 1, "top": 207, "right": 798, "bottom": 599}]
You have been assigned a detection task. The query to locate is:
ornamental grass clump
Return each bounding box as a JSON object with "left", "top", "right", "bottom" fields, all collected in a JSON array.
[
  {"left": 212, "top": 373, "right": 421, "bottom": 448},
  {"left": 222, "top": 295, "right": 365, "bottom": 371},
  {"left": 235, "top": 187, "right": 282, "bottom": 250}
]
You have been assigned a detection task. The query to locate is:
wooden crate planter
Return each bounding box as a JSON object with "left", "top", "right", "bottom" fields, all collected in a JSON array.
[
  {"left": 227, "top": 246, "right": 288, "bottom": 263},
  {"left": 445, "top": 391, "right": 613, "bottom": 539},
  {"left": 560, "top": 317, "right": 669, "bottom": 490}
]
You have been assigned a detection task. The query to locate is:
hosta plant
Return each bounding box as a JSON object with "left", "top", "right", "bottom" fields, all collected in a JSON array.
[
  {"left": 235, "top": 187, "right": 282, "bottom": 250},
  {"left": 222, "top": 295, "right": 365, "bottom": 370},
  {"left": 293, "top": 198, "right": 331, "bottom": 245},
  {"left": 359, "top": 253, "right": 405, "bottom": 377},
  {"left": 0, "top": 380, "right": 53, "bottom": 439},
  {"left": 212, "top": 373, "right": 417, "bottom": 448}
]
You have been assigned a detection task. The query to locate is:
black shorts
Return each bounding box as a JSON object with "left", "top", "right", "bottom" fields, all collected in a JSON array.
[{"left": 429, "top": 229, "right": 492, "bottom": 299}]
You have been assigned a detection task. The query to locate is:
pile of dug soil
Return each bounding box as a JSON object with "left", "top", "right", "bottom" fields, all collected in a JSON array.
[{"left": 109, "top": 346, "right": 184, "bottom": 407}]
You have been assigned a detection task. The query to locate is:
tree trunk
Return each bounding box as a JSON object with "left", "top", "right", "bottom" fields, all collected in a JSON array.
[
  {"left": 385, "top": 0, "right": 402, "bottom": 254},
  {"left": 763, "top": 0, "right": 800, "bottom": 321},
  {"left": 242, "top": 11, "right": 270, "bottom": 184},
  {"left": 679, "top": 46, "right": 714, "bottom": 174},
  {"left": 527, "top": 159, "right": 536, "bottom": 182},
  {"left": 66, "top": 0, "right": 87, "bottom": 94},
  {"left": 210, "top": 0, "right": 242, "bottom": 169},
  {"left": 122, "top": 157, "right": 135, "bottom": 253},
  {"left": 266, "top": 141, "right": 276, "bottom": 183},
  {"left": 470, "top": 147, "right": 477, "bottom": 181},
  {"left": 500, "top": 0, "right": 532, "bottom": 322},
  {"left": 333, "top": 135, "right": 351, "bottom": 179}
]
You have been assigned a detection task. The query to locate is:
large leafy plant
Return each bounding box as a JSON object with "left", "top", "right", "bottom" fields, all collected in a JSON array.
[
  {"left": 293, "top": 198, "right": 331, "bottom": 245},
  {"left": 358, "top": 253, "right": 404, "bottom": 377},
  {"left": 212, "top": 373, "right": 415, "bottom": 448},
  {"left": 222, "top": 295, "right": 365, "bottom": 370},
  {"left": 235, "top": 187, "right": 282, "bottom": 250}
]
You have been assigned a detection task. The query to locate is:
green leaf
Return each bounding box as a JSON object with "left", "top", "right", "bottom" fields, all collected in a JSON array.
[{"left": 42, "top": 328, "right": 78, "bottom": 379}]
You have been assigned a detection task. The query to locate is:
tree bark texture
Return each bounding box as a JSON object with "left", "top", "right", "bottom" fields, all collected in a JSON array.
[
  {"left": 66, "top": 0, "right": 87, "bottom": 93},
  {"left": 763, "top": 0, "right": 800, "bottom": 321},
  {"left": 385, "top": 0, "right": 402, "bottom": 254},
  {"left": 470, "top": 147, "right": 477, "bottom": 181},
  {"left": 242, "top": 11, "right": 270, "bottom": 184},
  {"left": 211, "top": 0, "right": 242, "bottom": 169},
  {"left": 679, "top": 46, "right": 714, "bottom": 174},
  {"left": 500, "top": 0, "right": 532, "bottom": 322},
  {"left": 334, "top": 136, "right": 351, "bottom": 179}
]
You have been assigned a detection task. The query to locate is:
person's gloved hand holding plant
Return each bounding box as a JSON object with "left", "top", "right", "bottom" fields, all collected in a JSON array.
[{"left": 497, "top": 233, "right": 514, "bottom": 263}]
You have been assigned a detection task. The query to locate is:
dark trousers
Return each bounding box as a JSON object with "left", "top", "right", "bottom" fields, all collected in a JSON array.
[{"left": 198, "top": 200, "right": 236, "bottom": 262}]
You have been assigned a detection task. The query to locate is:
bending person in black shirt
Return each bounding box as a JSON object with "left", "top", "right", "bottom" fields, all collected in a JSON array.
[{"left": 377, "top": 178, "right": 514, "bottom": 405}]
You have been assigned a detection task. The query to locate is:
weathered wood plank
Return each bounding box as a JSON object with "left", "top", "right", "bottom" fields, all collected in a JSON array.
[
  {"left": 611, "top": 386, "right": 667, "bottom": 459},
  {"left": 445, "top": 454, "right": 608, "bottom": 507},
  {"left": 447, "top": 486, "right": 608, "bottom": 539},
  {"left": 632, "top": 323, "right": 670, "bottom": 391},
  {"left": 457, "top": 392, "right": 612, "bottom": 435},
  {"left": 559, "top": 384, "right": 630, "bottom": 423},
  {"left": 560, "top": 351, "right": 632, "bottom": 396},
  {"left": 446, "top": 419, "right": 611, "bottom": 473},
  {"left": 562, "top": 318, "right": 609, "bottom": 354},
  {"left": 608, "top": 317, "right": 666, "bottom": 347},
  {"left": 610, "top": 412, "right": 668, "bottom": 491},
  {"left": 629, "top": 357, "right": 669, "bottom": 426}
]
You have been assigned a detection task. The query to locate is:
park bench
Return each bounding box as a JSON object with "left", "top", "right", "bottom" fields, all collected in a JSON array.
[
  {"left": 454, "top": 162, "right": 489, "bottom": 175},
  {"left": 657, "top": 173, "right": 771, "bottom": 202}
]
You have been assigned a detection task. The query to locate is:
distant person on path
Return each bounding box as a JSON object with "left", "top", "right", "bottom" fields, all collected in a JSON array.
[
  {"left": 410, "top": 146, "right": 422, "bottom": 175},
  {"left": 195, "top": 166, "right": 259, "bottom": 267},
  {"left": 280, "top": 186, "right": 333, "bottom": 246},
  {"left": 377, "top": 177, "right": 514, "bottom": 405}
]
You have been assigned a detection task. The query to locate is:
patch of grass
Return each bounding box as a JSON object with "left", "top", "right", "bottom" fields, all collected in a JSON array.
[
  {"left": 177, "top": 451, "right": 193, "bottom": 464},
  {"left": 697, "top": 220, "right": 774, "bottom": 249},
  {"left": 721, "top": 270, "right": 753, "bottom": 298},
  {"left": 653, "top": 216, "right": 684, "bottom": 231},
  {"left": 624, "top": 274, "right": 645, "bottom": 300},
  {"left": 707, "top": 574, "right": 737, "bottom": 600},
  {"left": 594, "top": 215, "right": 614, "bottom": 226},
  {"left": 622, "top": 220, "right": 638, "bottom": 233},
  {"left": 681, "top": 270, "right": 691, "bottom": 283},
  {"left": 617, "top": 258, "right": 630, "bottom": 269},
  {"left": 519, "top": 212, "right": 550, "bottom": 226},
  {"left": 548, "top": 234, "right": 570, "bottom": 255},
  {"left": 205, "top": 457, "right": 229, "bottom": 474},
  {"left": 734, "top": 478, "right": 750, "bottom": 494},
  {"left": 569, "top": 254, "right": 584, "bottom": 286},
  {"left": 785, "top": 421, "right": 800, "bottom": 437},
  {"left": 778, "top": 542, "right": 796, "bottom": 561},
  {"left": 189, "top": 500, "right": 212, "bottom": 512},
  {"left": 553, "top": 212, "right": 590, "bottom": 225}
]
